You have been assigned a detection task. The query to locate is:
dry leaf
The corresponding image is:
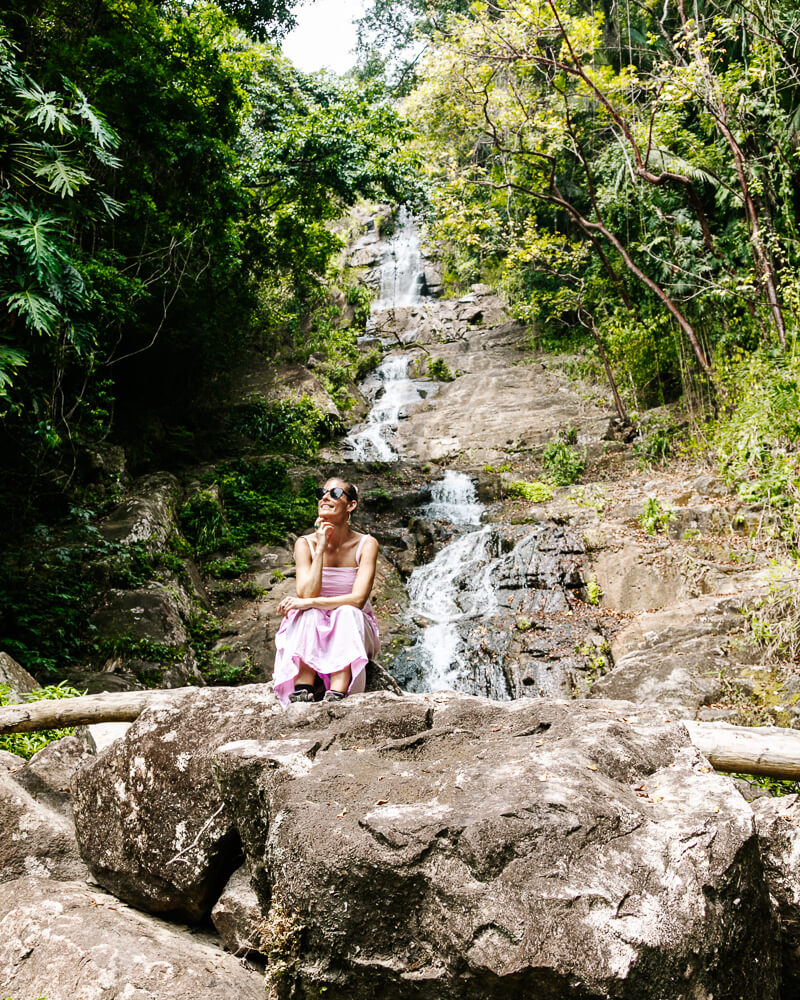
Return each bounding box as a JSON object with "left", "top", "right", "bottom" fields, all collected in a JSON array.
[
  {"left": 337, "top": 808, "right": 347, "bottom": 818},
  {"left": 538, "top": 773, "right": 548, "bottom": 781},
  {"left": 376, "top": 799, "right": 388, "bottom": 806},
  {"left": 587, "top": 764, "right": 598, "bottom": 771}
]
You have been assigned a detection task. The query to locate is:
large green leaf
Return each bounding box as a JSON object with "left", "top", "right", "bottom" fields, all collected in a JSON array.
[{"left": 3, "top": 287, "right": 61, "bottom": 334}]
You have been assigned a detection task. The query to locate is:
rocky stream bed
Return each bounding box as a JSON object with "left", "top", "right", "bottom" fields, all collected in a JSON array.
[{"left": 3, "top": 210, "right": 800, "bottom": 998}]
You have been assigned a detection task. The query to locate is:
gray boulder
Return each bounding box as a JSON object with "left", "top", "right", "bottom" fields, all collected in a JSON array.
[
  {"left": 753, "top": 794, "right": 800, "bottom": 996},
  {"left": 0, "top": 650, "right": 39, "bottom": 699},
  {"left": 211, "top": 864, "right": 266, "bottom": 957},
  {"left": 100, "top": 471, "right": 180, "bottom": 551},
  {"left": 71, "top": 685, "right": 430, "bottom": 921},
  {"left": 13, "top": 734, "right": 95, "bottom": 819},
  {"left": 0, "top": 877, "right": 265, "bottom": 1000},
  {"left": 214, "top": 693, "right": 779, "bottom": 1000},
  {"left": 0, "top": 769, "right": 89, "bottom": 883},
  {"left": 90, "top": 583, "right": 203, "bottom": 688}
]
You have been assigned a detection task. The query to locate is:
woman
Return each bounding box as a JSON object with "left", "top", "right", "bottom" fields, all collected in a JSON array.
[{"left": 274, "top": 477, "right": 380, "bottom": 704}]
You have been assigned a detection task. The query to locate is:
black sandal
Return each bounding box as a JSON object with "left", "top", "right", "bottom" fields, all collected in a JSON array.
[
  {"left": 323, "top": 689, "right": 346, "bottom": 702},
  {"left": 288, "top": 684, "right": 315, "bottom": 703}
]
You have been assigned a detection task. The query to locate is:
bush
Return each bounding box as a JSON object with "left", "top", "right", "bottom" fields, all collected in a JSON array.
[
  {"left": 427, "top": 357, "right": 456, "bottom": 381},
  {"left": 542, "top": 439, "right": 586, "bottom": 486},
  {"left": 639, "top": 497, "right": 675, "bottom": 535},
  {"left": 0, "top": 681, "right": 84, "bottom": 759},
  {"left": 506, "top": 480, "right": 553, "bottom": 502}
]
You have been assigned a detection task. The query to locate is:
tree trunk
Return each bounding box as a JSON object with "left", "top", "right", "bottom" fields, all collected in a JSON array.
[{"left": 683, "top": 720, "right": 800, "bottom": 780}]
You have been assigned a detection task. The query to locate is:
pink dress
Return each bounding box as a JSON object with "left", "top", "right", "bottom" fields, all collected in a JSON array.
[{"left": 273, "top": 534, "right": 380, "bottom": 705}]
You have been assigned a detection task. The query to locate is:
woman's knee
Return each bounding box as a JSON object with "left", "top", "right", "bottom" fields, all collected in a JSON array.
[{"left": 332, "top": 605, "right": 363, "bottom": 624}]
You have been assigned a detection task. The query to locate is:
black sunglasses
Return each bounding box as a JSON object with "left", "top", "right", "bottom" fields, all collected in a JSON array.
[{"left": 315, "top": 486, "right": 354, "bottom": 501}]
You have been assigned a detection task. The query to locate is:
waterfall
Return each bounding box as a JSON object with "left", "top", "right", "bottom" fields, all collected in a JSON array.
[
  {"left": 422, "top": 469, "right": 484, "bottom": 526},
  {"left": 343, "top": 355, "right": 426, "bottom": 462},
  {"left": 393, "top": 473, "right": 512, "bottom": 699},
  {"left": 373, "top": 207, "right": 425, "bottom": 311}
]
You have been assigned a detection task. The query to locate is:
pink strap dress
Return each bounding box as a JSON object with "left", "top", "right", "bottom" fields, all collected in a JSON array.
[{"left": 273, "top": 534, "right": 380, "bottom": 705}]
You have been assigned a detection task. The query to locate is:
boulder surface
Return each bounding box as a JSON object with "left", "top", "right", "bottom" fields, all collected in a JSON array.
[
  {"left": 71, "top": 685, "right": 429, "bottom": 921},
  {"left": 214, "top": 692, "right": 779, "bottom": 1000},
  {"left": 0, "top": 876, "right": 265, "bottom": 1000}
]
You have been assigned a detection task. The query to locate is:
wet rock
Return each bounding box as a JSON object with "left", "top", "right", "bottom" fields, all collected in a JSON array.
[
  {"left": 211, "top": 865, "right": 266, "bottom": 957},
  {"left": 214, "top": 693, "right": 778, "bottom": 1000},
  {"left": 0, "top": 877, "right": 265, "bottom": 1000},
  {"left": 71, "top": 686, "right": 430, "bottom": 921},
  {"left": 0, "top": 651, "right": 39, "bottom": 699},
  {"left": 752, "top": 795, "right": 800, "bottom": 995},
  {"left": 100, "top": 471, "right": 180, "bottom": 552},
  {"left": 1, "top": 769, "right": 89, "bottom": 884}
]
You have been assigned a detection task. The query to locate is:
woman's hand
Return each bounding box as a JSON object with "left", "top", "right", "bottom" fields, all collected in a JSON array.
[
  {"left": 314, "top": 517, "right": 334, "bottom": 551},
  {"left": 278, "top": 595, "right": 312, "bottom": 615}
]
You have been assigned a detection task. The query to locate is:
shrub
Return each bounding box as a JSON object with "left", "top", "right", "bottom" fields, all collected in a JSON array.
[
  {"left": 506, "top": 480, "right": 553, "bottom": 502},
  {"left": 542, "top": 439, "right": 586, "bottom": 486},
  {"left": 427, "top": 357, "right": 456, "bottom": 381},
  {"left": 639, "top": 497, "right": 675, "bottom": 535}
]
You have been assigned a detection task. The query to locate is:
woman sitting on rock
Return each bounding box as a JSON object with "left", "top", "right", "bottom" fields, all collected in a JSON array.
[{"left": 274, "top": 477, "right": 380, "bottom": 704}]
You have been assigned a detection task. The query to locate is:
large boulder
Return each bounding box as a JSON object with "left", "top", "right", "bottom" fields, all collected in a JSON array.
[
  {"left": 753, "top": 794, "right": 800, "bottom": 996},
  {"left": 0, "top": 876, "right": 265, "bottom": 1000},
  {"left": 12, "top": 734, "right": 95, "bottom": 820},
  {"left": 71, "top": 685, "right": 430, "bottom": 921},
  {"left": 90, "top": 582, "right": 203, "bottom": 688},
  {"left": 214, "top": 693, "right": 779, "bottom": 1000}
]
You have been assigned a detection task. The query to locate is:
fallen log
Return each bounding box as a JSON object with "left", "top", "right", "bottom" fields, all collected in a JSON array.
[
  {"left": 0, "top": 688, "right": 194, "bottom": 735},
  {"left": 683, "top": 720, "right": 800, "bottom": 780}
]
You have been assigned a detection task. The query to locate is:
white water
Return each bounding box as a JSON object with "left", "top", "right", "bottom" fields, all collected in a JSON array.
[
  {"left": 422, "top": 470, "right": 484, "bottom": 526},
  {"left": 343, "top": 355, "right": 427, "bottom": 461},
  {"left": 402, "top": 474, "right": 504, "bottom": 693},
  {"left": 373, "top": 206, "right": 425, "bottom": 311}
]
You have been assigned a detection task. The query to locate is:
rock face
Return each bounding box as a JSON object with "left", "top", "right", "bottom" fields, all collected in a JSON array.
[
  {"left": 214, "top": 692, "right": 779, "bottom": 1000},
  {"left": 71, "top": 685, "right": 423, "bottom": 921},
  {"left": 753, "top": 795, "right": 800, "bottom": 996},
  {"left": 591, "top": 593, "right": 758, "bottom": 716},
  {"left": 0, "top": 877, "right": 265, "bottom": 1000},
  {"left": 101, "top": 471, "right": 181, "bottom": 551}
]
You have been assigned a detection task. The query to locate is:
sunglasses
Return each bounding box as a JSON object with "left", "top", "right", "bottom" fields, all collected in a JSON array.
[{"left": 315, "top": 486, "right": 354, "bottom": 501}]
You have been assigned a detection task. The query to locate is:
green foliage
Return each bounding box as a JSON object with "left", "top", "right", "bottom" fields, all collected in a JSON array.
[
  {"left": 0, "top": 681, "right": 84, "bottom": 759},
  {"left": 180, "top": 458, "right": 316, "bottom": 565},
  {"left": 634, "top": 426, "right": 673, "bottom": 468},
  {"left": 426, "top": 357, "right": 456, "bottom": 381},
  {"left": 346, "top": 283, "right": 374, "bottom": 328},
  {"left": 639, "top": 497, "right": 675, "bottom": 536},
  {"left": 506, "top": 480, "right": 553, "bottom": 503},
  {"left": 541, "top": 439, "right": 586, "bottom": 487},
  {"left": 712, "top": 350, "right": 800, "bottom": 544},
  {"left": 232, "top": 395, "right": 341, "bottom": 458}
]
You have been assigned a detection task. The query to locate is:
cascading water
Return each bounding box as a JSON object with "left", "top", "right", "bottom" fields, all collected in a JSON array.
[
  {"left": 373, "top": 206, "right": 426, "bottom": 311},
  {"left": 393, "top": 473, "right": 511, "bottom": 699},
  {"left": 343, "top": 355, "right": 427, "bottom": 461}
]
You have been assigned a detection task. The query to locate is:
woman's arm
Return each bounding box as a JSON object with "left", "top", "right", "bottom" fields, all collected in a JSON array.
[
  {"left": 283, "top": 536, "right": 378, "bottom": 613},
  {"left": 294, "top": 522, "right": 333, "bottom": 598}
]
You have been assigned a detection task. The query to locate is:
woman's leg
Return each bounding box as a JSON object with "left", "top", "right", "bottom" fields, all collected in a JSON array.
[
  {"left": 294, "top": 661, "right": 317, "bottom": 686},
  {"left": 328, "top": 665, "right": 351, "bottom": 694}
]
